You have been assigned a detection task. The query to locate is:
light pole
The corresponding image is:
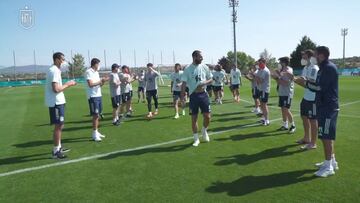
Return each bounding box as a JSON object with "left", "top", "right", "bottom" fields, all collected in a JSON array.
[
  {"left": 229, "top": 0, "right": 239, "bottom": 69},
  {"left": 341, "top": 28, "right": 348, "bottom": 68}
]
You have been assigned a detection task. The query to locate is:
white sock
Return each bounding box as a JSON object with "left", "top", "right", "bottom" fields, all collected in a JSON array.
[
  {"left": 283, "top": 121, "right": 288, "bottom": 128},
  {"left": 113, "top": 118, "right": 117, "bottom": 122},
  {"left": 291, "top": 122, "right": 295, "bottom": 126},
  {"left": 324, "top": 160, "right": 332, "bottom": 168},
  {"left": 331, "top": 154, "right": 336, "bottom": 162},
  {"left": 53, "top": 145, "right": 60, "bottom": 153},
  {"left": 93, "top": 129, "right": 98, "bottom": 134},
  {"left": 193, "top": 133, "right": 199, "bottom": 140}
]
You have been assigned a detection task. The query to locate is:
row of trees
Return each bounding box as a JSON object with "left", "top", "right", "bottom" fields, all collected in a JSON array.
[{"left": 218, "top": 35, "right": 318, "bottom": 73}]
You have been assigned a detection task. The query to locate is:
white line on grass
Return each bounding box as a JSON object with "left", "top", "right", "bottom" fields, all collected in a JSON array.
[{"left": 0, "top": 100, "right": 358, "bottom": 178}]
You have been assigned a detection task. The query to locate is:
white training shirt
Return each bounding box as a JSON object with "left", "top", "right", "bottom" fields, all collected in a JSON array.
[
  {"left": 84, "top": 68, "right": 102, "bottom": 98},
  {"left": 170, "top": 71, "right": 183, "bottom": 92},
  {"left": 45, "top": 65, "right": 66, "bottom": 107},
  {"left": 302, "top": 64, "right": 319, "bottom": 101},
  {"left": 230, "top": 68, "right": 241, "bottom": 85}
]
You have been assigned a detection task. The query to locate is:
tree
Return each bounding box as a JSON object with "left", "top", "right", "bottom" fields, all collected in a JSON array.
[
  {"left": 224, "top": 51, "right": 255, "bottom": 73},
  {"left": 290, "top": 36, "right": 317, "bottom": 69},
  {"left": 259, "top": 49, "right": 277, "bottom": 69},
  {"left": 69, "top": 53, "right": 86, "bottom": 78},
  {"left": 218, "top": 57, "right": 232, "bottom": 73}
]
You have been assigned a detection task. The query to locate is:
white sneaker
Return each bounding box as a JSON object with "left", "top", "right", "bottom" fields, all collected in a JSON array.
[
  {"left": 314, "top": 166, "right": 335, "bottom": 177},
  {"left": 97, "top": 131, "right": 106, "bottom": 138},
  {"left": 174, "top": 114, "right": 179, "bottom": 119},
  {"left": 315, "top": 160, "right": 339, "bottom": 170},
  {"left": 219, "top": 100, "right": 223, "bottom": 104},
  {"left": 202, "top": 127, "right": 210, "bottom": 142},
  {"left": 192, "top": 138, "right": 200, "bottom": 147},
  {"left": 182, "top": 110, "right": 186, "bottom": 116}
]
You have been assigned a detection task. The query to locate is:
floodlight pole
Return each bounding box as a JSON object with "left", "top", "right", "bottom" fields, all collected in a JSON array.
[
  {"left": 341, "top": 28, "right": 348, "bottom": 68},
  {"left": 33, "top": 50, "right": 37, "bottom": 81},
  {"left": 229, "top": 0, "right": 239, "bottom": 69},
  {"left": 13, "top": 50, "right": 17, "bottom": 81}
]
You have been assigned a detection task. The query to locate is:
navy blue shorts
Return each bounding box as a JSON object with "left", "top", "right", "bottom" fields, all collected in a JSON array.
[
  {"left": 138, "top": 87, "right": 145, "bottom": 92},
  {"left": 122, "top": 92, "right": 131, "bottom": 103},
  {"left": 111, "top": 95, "right": 121, "bottom": 108},
  {"left": 189, "top": 92, "right": 211, "bottom": 115},
  {"left": 278, "top": 96, "right": 292, "bottom": 109},
  {"left": 146, "top": 89, "right": 158, "bottom": 98},
  {"left": 49, "top": 104, "right": 65, "bottom": 125},
  {"left": 89, "top": 97, "right": 103, "bottom": 116},
  {"left": 252, "top": 87, "right": 260, "bottom": 99},
  {"left": 259, "top": 91, "right": 269, "bottom": 103},
  {"left": 231, "top": 84, "right": 240, "bottom": 90},
  {"left": 206, "top": 85, "right": 213, "bottom": 92},
  {"left": 318, "top": 110, "right": 338, "bottom": 140},
  {"left": 213, "top": 86, "right": 223, "bottom": 92},
  {"left": 300, "top": 99, "right": 317, "bottom": 119},
  {"left": 173, "top": 91, "right": 181, "bottom": 100}
]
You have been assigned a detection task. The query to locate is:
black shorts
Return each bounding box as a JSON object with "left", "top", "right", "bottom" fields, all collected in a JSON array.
[
  {"left": 213, "top": 86, "right": 223, "bottom": 92},
  {"left": 259, "top": 91, "right": 269, "bottom": 103},
  {"left": 300, "top": 99, "right": 317, "bottom": 119},
  {"left": 49, "top": 104, "right": 65, "bottom": 125},
  {"left": 206, "top": 85, "right": 213, "bottom": 92},
  {"left": 138, "top": 87, "right": 144, "bottom": 92},
  {"left": 231, "top": 84, "right": 239, "bottom": 90},
  {"left": 318, "top": 110, "right": 338, "bottom": 140},
  {"left": 189, "top": 92, "right": 211, "bottom": 115},
  {"left": 146, "top": 89, "right": 158, "bottom": 98},
  {"left": 122, "top": 93, "right": 131, "bottom": 103},
  {"left": 252, "top": 87, "right": 260, "bottom": 99},
  {"left": 173, "top": 91, "right": 181, "bottom": 100},
  {"left": 89, "top": 97, "right": 103, "bottom": 116},
  {"left": 278, "top": 96, "right": 292, "bottom": 109},
  {"left": 111, "top": 95, "right": 121, "bottom": 108}
]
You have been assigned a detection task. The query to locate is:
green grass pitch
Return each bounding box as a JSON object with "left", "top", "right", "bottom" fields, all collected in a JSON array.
[{"left": 0, "top": 77, "right": 359, "bottom": 202}]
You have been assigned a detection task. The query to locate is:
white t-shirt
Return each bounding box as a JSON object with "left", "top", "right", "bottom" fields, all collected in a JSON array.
[
  {"left": 256, "top": 67, "right": 271, "bottom": 93},
  {"left": 84, "top": 68, "right": 102, "bottom": 98},
  {"left": 181, "top": 63, "right": 212, "bottom": 95},
  {"left": 230, "top": 68, "right": 241, "bottom": 85},
  {"left": 45, "top": 65, "right": 66, "bottom": 107},
  {"left": 119, "top": 73, "right": 132, "bottom": 93},
  {"left": 212, "top": 70, "right": 226, "bottom": 87},
  {"left": 170, "top": 71, "right": 183, "bottom": 92},
  {"left": 302, "top": 64, "right": 319, "bottom": 101}
]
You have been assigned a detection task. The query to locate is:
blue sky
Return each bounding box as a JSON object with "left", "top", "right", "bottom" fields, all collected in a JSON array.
[{"left": 0, "top": 0, "right": 359, "bottom": 67}]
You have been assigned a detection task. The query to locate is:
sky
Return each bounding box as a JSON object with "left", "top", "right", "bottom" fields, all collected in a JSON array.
[{"left": 0, "top": 0, "right": 359, "bottom": 67}]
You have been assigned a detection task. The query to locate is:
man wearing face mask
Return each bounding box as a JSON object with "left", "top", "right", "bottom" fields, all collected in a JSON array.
[
  {"left": 255, "top": 58, "right": 271, "bottom": 126},
  {"left": 181, "top": 50, "right": 213, "bottom": 147},
  {"left": 45, "top": 52, "right": 77, "bottom": 159},
  {"left": 272, "top": 57, "right": 296, "bottom": 133},
  {"left": 295, "top": 46, "right": 339, "bottom": 177},
  {"left": 294, "top": 50, "right": 319, "bottom": 150},
  {"left": 85, "top": 58, "right": 109, "bottom": 142}
]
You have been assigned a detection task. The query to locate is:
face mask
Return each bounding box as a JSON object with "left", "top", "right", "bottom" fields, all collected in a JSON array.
[
  {"left": 277, "top": 63, "right": 282, "bottom": 69},
  {"left": 259, "top": 63, "right": 265, "bottom": 69},
  {"left": 301, "top": 59, "right": 308, "bottom": 66},
  {"left": 255, "top": 65, "right": 260, "bottom": 70},
  {"left": 310, "top": 57, "right": 317, "bottom": 65}
]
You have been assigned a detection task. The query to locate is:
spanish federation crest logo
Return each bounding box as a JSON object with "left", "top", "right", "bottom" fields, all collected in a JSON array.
[{"left": 19, "top": 6, "right": 34, "bottom": 29}]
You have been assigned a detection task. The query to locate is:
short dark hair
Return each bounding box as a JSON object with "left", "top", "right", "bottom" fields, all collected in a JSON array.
[
  {"left": 111, "top": 63, "right": 120, "bottom": 70},
  {"left": 147, "top": 63, "right": 153, "bottom": 67},
  {"left": 258, "top": 58, "right": 266, "bottom": 63},
  {"left": 192, "top": 50, "right": 201, "bottom": 58},
  {"left": 316, "top": 46, "right": 330, "bottom": 59},
  {"left": 121, "top": 65, "right": 129, "bottom": 70},
  {"left": 91, "top": 58, "right": 100, "bottom": 67},
  {"left": 53, "top": 52, "right": 64, "bottom": 62},
  {"left": 278, "top": 56, "right": 290, "bottom": 65},
  {"left": 175, "top": 63, "right": 181, "bottom": 67},
  {"left": 302, "top": 49, "right": 314, "bottom": 57}
]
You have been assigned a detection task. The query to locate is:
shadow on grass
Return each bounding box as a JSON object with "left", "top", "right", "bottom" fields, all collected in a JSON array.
[
  {"left": 211, "top": 111, "right": 249, "bottom": 117},
  {"left": 214, "top": 144, "right": 302, "bottom": 166},
  {"left": 209, "top": 122, "right": 260, "bottom": 133},
  {"left": 214, "top": 130, "right": 286, "bottom": 142},
  {"left": 98, "top": 143, "right": 191, "bottom": 160},
  {"left": 213, "top": 115, "right": 257, "bottom": 122},
  {"left": 13, "top": 137, "right": 91, "bottom": 148},
  {"left": 0, "top": 152, "right": 50, "bottom": 166},
  {"left": 205, "top": 169, "right": 317, "bottom": 196}
]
